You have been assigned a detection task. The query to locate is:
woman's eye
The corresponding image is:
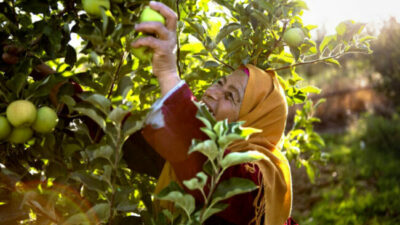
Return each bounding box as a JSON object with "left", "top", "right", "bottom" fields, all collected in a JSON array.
[{"left": 225, "top": 92, "right": 235, "bottom": 102}]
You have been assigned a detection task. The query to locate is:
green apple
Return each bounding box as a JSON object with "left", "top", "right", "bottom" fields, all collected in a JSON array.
[
  {"left": 131, "top": 35, "right": 153, "bottom": 62},
  {"left": 131, "top": 7, "right": 166, "bottom": 61},
  {"left": 139, "top": 6, "right": 166, "bottom": 25},
  {"left": 6, "top": 100, "right": 37, "bottom": 127},
  {"left": 8, "top": 127, "right": 33, "bottom": 144},
  {"left": 82, "top": 0, "right": 110, "bottom": 17},
  {"left": 0, "top": 116, "right": 11, "bottom": 140},
  {"left": 283, "top": 28, "right": 305, "bottom": 47},
  {"left": 32, "top": 106, "right": 59, "bottom": 133}
]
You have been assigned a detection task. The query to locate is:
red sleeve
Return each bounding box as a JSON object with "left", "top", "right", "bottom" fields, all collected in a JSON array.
[
  {"left": 141, "top": 84, "right": 261, "bottom": 224},
  {"left": 142, "top": 83, "right": 208, "bottom": 182}
]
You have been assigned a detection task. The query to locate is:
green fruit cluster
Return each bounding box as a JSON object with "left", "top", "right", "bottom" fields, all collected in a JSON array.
[
  {"left": 131, "top": 6, "right": 166, "bottom": 61},
  {"left": 0, "top": 100, "right": 58, "bottom": 144}
]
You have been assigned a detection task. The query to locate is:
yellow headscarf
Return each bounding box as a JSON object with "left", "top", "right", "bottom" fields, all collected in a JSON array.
[
  {"left": 155, "top": 64, "right": 292, "bottom": 225},
  {"left": 230, "top": 64, "right": 292, "bottom": 225}
]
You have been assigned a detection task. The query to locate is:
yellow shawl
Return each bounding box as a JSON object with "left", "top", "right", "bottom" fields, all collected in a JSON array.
[{"left": 155, "top": 64, "right": 292, "bottom": 225}]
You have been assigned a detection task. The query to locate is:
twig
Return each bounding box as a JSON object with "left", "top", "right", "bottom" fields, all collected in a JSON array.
[
  {"left": 10, "top": 0, "right": 19, "bottom": 24},
  {"left": 107, "top": 52, "right": 126, "bottom": 99},
  {"left": 263, "top": 21, "right": 289, "bottom": 62},
  {"left": 211, "top": 52, "right": 235, "bottom": 71},
  {"left": 107, "top": 125, "right": 122, "bottom": 225},
  {"left": 272, "top": 51, "right": 368, "bottom": 71}
]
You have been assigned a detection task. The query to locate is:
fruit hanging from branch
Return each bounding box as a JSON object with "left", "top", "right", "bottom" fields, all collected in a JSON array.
[
  {"left": 6, "top": 100, "right": 37, "bottom": 127},
  {"left": 8, "top": 127, "right": 33, "bottom": 144},
  {"left": 283, "top": 27, "right": 305, "bottom": 47},
  {"left": 0, "top": 116, "right": 12, "bottom": 141},
  {"left": 32, "top": 107, "right": 59, "bottom": 133}
]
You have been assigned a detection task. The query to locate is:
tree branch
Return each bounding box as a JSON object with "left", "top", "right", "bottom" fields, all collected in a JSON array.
[
  {"left": 272, "top": 51, "right": 368, "bottom": 71},
  {"left": 211, "top": 52, "right": 235, "bottom": 71},
  {"left": 264, "top": 21, "right": 289, "bottom": 61}
]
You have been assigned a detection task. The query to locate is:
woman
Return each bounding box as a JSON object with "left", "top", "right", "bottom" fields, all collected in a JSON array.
[{"left": 126, "top": 1, "right": 295, "bottom": 224}]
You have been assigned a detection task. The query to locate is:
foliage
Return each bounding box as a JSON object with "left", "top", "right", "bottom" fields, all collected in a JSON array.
[
  {"left": 299, "top": 112, "right": 400, "bottom": 225},
  {"left": 152, "top": 101, "right": 262, "bottom": 224},
  {"left": 370, "top": 17, "right": 400, "bottom": 106},
  {"left": 0, "top": 0, "right": 372, "bottom": 224}
]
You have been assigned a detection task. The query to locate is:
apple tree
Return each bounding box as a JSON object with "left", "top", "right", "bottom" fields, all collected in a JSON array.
[{"left": 0, "top": 0, "right": 372, "bottom": 224}]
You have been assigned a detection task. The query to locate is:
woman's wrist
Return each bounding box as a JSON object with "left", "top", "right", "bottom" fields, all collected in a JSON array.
[{"left": 157, "top": 71, "right": 181, "bottom": 96}]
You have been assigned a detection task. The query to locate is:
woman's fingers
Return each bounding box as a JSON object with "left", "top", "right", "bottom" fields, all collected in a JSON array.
[
  {"left": 131, "top": 35, "right": 163, "bottom": 51},
  {"left": 149, "top": 1, "right": 177, "bottom": 31},
  {"left": 135, "top": 22, "right": 170, "bottom": 40}
]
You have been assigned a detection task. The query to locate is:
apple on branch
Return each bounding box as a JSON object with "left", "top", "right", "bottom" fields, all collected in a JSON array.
[
  {"left": 32, "top": 106, "right": 59, "bottom": 133},
  {"left": 283, "top": 28, "right": 305, "bottom": 48},
  {"left": 82, "top": 0, "right": 110, "bottom": 17},
  {"left": 6, "top": 100, "right": 37, "bottom": 127},
  {"left": 8, "top": 127, "right": 33, "bottom": 144},
  {"left": 0, "top": 116, "right": 11, "bottom": 140}
]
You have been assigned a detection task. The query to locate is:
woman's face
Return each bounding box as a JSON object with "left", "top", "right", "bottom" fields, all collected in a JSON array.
[{"left": 201, "top": 69, "right": 248, "bottom": 122}]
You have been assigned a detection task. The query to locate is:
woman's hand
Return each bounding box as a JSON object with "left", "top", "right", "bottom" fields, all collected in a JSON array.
[{"left": 131, "top": 1, "right": 180, "bottom": 96}]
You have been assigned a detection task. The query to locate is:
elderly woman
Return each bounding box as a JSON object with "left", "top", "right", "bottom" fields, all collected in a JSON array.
[{"left": 124, "top": 1, "right": 295, "bottom": 225}]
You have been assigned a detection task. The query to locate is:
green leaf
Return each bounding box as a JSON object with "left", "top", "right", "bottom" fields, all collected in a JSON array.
[
  {"left": 302, "top": 160, "right": 316, "bottom": 184},
  {"left": 193, "top": 100, "right": 217, "bottom": 128},
  {"left": 300, "top": 86, "right": 321, "bottom": 94},
  {"left": 79, "top": 93, "right": 111, "bottom": 115},
  {"left": 63, "top": 143, "right": 82, "bottom": 157},
  {"left": 74, "top": 106, "right": 106, "bottom": 130},
  {"left": 213, "top": 120, "right": 228, "bottom": 137},
  {"left": 292, "top": 0, "right": 309, "bottom": 10},
  {"left": 116, "top": 76, "right": 133, "bottom": 100},
  {"left": 65, "top": 45, "right": 77, "bottom": 66},
  {"left": 108, "top": 107, "right": 129, "bottom": 125},
  {"left": 157, "top": 191, "right": 195, "bottom": 219},
  {"left": 221, "top": 151, "right": 266, "bottom": 169},
  {"left": 189, "top": 139, "right": 219, "bottom": 161},
  {"left": 218, "top": 133, "right": 243, "bottom": 150},
  {"left": 187, "top": 20, "right": 205, "bottom": 40},
  {"left": 216, "top": 23, "right": 241, "bottom": 44},
  {"left": 200, "top": 203, "right": 229, "bottom": 222},
  {"left": 87, "top": 203, "right": 111, "bottom": 223},
  {"left": 91, "top": 145, "right": 113, "bottom": 162},
  {"left": 122, "top": 116, "right": 144, "bottom": 138},
  {"left": 183, "top": 172, "right": 208, "bottom": 191},
  {"left": 359, "top": 35, "right": 376, "bottom": 43},
  {"left": 116, "top": 200, "right": 138, "bottom": 212},
  {"left": 200, "top": 127, "right": 217, "bottom": 140},
  {"left": 62, "top": 213, "right": 91, "bottom": 225},
  {"left": 204, "top": 60, "right": 220, "bottom": 68},
  {"left": 319, "top": 35, "right": 337, "bottom": 52},
  {"left": 289, "top": 46, "right": 300, "bottom": 61},
  {"left": 211, "top": 177, "right": 258, "bottom": 205},
  {"left": 71, "top": 171, "right": 108, "bottom": 193},
  {"left": 324, "top": 58, "right": 341, "bottom": 67},
  {"left": 240, "top": 127, "right": 262, "bottom": 139}
]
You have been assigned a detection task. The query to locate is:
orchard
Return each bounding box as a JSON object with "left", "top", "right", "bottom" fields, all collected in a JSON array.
[{"left": 0, "top": 0, "right": 372, "bottom": 224}]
